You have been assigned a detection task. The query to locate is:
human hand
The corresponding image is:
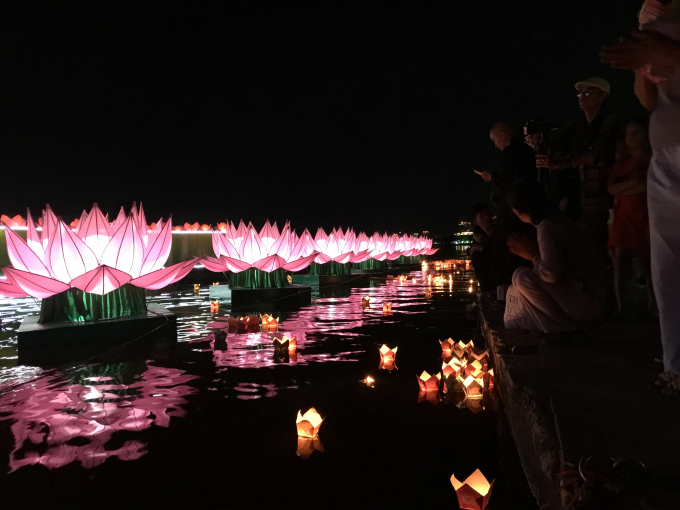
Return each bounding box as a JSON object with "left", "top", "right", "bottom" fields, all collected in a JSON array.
[
  {"left": 536, "top": 154, "right": 559, "bottom": 169},
  {"left": 507, "top": 233, "right": 540, "bottom": 261},
  {"left": 600, "top": 30, "right": 680, "bottom": 70},
  {"left": 474, "top": 170, "right": 492, "bottom": 182}
]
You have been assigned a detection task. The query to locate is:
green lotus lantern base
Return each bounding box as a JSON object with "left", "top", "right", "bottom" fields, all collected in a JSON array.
[
  {"left": 229, "top": 268, "right": 289, "bottom": 289},
  {"left": 38, "top": 284, "right": 147, "bottom": 324},
  {"left": 308, "top": 261, "right": 352, "bottom": 276},
  {"left": 354, "top": 259, "right": 388, "bottom": 271}
]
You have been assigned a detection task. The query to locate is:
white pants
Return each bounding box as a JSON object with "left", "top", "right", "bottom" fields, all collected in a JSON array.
[
  {"left": 648, "top": 146, "right": 680, "bottom": 376},
  {"left": 505, "top": 267, "right": 603, "bottom": 333}
]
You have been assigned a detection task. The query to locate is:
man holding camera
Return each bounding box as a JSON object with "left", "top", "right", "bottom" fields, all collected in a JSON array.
[{"left": 536, "top": 78, "right": 619, "bottom": 258}]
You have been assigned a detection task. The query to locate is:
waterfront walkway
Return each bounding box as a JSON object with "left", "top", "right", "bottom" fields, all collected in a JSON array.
[{"left": 481, "top": 292, "right": 680, "bottom": 509}]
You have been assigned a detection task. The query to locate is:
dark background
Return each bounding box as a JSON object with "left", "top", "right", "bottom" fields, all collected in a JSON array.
[{"left": 1, "top": 0, "right": 646, "bottom": 235}]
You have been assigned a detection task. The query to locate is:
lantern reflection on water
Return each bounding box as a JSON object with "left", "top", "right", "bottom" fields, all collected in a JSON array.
[
  {"left": 0, "top": 364, "right": 197, "bottom": 471},
  {"left": 450, "top": 469, "right": 494, "bottom": 510},
  {"left": 296, "top": 408, "right": 324, "bottom": 438}
]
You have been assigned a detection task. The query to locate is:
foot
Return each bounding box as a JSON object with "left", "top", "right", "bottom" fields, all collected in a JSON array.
[
  {"left": 662, "top": 378, "right": 680, "bottom": 398},
  {"left": 655, "top": 371, "right": 678, "bottom": 388}
]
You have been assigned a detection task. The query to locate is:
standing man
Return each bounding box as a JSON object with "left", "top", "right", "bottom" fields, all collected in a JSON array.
[
  {"left": 536, "top": 78, "right": 619, "bottom": 259},
  {"left": 601, "top": 3, "right": 680, "bottom": 394},
  {"left": 475, "top": 122, "right": 536, "bottom": 290}
]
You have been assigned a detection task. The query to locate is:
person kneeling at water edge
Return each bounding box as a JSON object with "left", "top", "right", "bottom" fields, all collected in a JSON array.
[{"left": 503, "top": 178, "right": 607, "bottom": 334}]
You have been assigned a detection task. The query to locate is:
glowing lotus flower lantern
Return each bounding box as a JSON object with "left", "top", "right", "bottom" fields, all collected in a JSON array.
[
  {"left": 457, "top": 375, "right": 484, "bottom": 398},
  {"left": 440, "top": 338, "right": 456, "bottom": 357},
  {"left": 296, "top": 408, "right": 323, "bottom": 438},
  {"left": 382, "top": 302, "right": 392, "bottom": 313},
  {"left": 310, "top": 227, "right": 366, "bottom": 275},
  {"left": 0, "top": 203, "right": 196, "bottom": 319},
  {"left": 202, "top": 221, "right": 319, "bottom": 287},
  {"left": 297, "top": 436, "right": 324, "bottom": 459},
  {"left": 470, "top": 349, "right": 490, "bottom": 369},
  {"left": 450, "top": 469, "right": 494, "bottom": 510},
  {"left": 417, "top": 371, "right": 441, "bottom": 393},
  {"left": 465, "top": 360, "right": 484, "bottom": 379},
  {"left": 273, "top": 335, "right": 297, "bottom": 352},
  {"left": 210, "top": 300, "right": 219, "bottom": 313}
]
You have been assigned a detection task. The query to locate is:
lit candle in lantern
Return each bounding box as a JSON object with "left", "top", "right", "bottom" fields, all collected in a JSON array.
[
  {"left": 450, "top": 469, "right": 494, "bottom": 510},
  {"left": 297, "top": 436, "right": 324, "bottom": 459},
  {"left": 296, "top": 408, "right": 324, "bottom": 438},
  {"left": 273, "top": 335, "right": 298, "bottom": 352}
]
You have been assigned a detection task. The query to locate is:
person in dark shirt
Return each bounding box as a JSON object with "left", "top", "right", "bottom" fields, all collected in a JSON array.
[
  {"left": 537, "top": 78, "right": 619, "bottom": 258},
  {"left": 475, "top": 122, "right": 536, "bottom": 289},
  {"left": 468, "top": 203, "right": 494, "bottom": 291}
]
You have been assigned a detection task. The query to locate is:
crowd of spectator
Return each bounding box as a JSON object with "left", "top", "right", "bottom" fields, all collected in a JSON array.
[{"left": 466, "top": 0, "right": 680, "bottom": 397}]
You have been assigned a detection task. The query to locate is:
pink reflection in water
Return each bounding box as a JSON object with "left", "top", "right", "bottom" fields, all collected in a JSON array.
[{"left": 0, "top": 364, "right": 197, "bottom": 471}]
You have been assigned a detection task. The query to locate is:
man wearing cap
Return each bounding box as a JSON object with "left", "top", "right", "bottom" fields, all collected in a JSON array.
[{"left": 537, "top": 78, "right": 620, "bottom": 259}]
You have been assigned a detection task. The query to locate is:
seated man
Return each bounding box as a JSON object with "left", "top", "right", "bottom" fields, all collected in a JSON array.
[{"left": 503, "top": 178, "right": 607, "bottom": 333}]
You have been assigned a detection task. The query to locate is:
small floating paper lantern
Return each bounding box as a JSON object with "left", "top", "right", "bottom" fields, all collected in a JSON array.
[
  {"left": 213, "top": 281, "right": 220, "bottom": 286},
  {"left": 362, "top": 296, "right": 370, "bottom": 307},
  {"left": 440, "top": 338, "right": 456, "bottom": 357},
  {"left": 246, "top": 315, "right": 260, "bottom": 331},
  {"left": 362, "top": 375, "right": 375, "bottom": 388},
  {"left": 210, "top": 300, "right": 219, "bottom": 313},
  {"left": 287, "top": 274, "right": 293, "bottom": 284},
  {"left": 297, "top": 436, "right": 324, "bottom": 459},
  {"left": 379, "top": 345, "right": 397, "bottom": 362},
  {"left": 273, "top": 335, "right": 298, "bottom": 352},
  {"left": 450, "top": 469, "right": 494, "bottom": 510},
  {"left": 464, "top": 360, "right": 484, "bottom": 379},
  {"left": 379, "top": 359, "right": 397, "bottom": 371},
  {"left": 383, "top": 302, "right": 392, "bottom": 312},
  {"left": 442, "top": 359, "right": 465, "bottom": 379},
  {"left": 459, "top": 375, "right": 484, "bottom": 398},
  {"left": 470, "top": 349, "right": 489, "bottom": 369},
  {"left": 296, "top": 408, "right": 324, "bottom": 438},
  {"left": 424, "top": 289, "right": 432, "bottom": 299},
  {"left": 398, "top": 275, "right": 408, "bottom": 283},
  {"left": 194, "top": 283, "right": 201, "bottom": 294},
  {"left": 417, "top": 371, "right": 441, "bottom": 393},
  {"left": 261, "top": 314, "right": 279, "bottom": 332},
  {"left": 457, "top": 340, "right": 475, "bottom": 354}
]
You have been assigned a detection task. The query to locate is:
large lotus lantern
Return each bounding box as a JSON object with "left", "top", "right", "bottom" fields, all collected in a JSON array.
[
  {"left": 417, "top": 371, "right": 441, "bottom": 393},
  {"left": 450, "top": 469, "right": 494, "bottom": 510},
  {"left": 296, "top": 408, "right": 323, "bottom": 438},
  {"left": 0, "top": 203, "right": 197, "bottom": 321}
]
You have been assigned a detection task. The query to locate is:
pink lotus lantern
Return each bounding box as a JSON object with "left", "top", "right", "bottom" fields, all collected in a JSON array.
[
  {"left": 0, "top": 204, "right": 197, "bottom": 319},
  {"left": 202, "top": 221, "right": 319, "bottom": 283}
]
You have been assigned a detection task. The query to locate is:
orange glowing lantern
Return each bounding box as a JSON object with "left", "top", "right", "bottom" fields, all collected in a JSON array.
[
  {"left": 274, "top": 335, "right": 297, "bottom": 352},
  {"left": 440, "top": 338, "right": 456, "bottom": 357},
  {"left": 459, "top": 375, "right": 484, "bottom": 399},
  {"left": 464, "top": 360, "right": 484, "bottom": 379},
  {"left": 470, "top": 349, "right": 489, "bottom": 369},
  {"left": 442, "top": 359, "right": 465, "bottom": 379},
  {"left": 261, "top": 314, "right": 279, "bottom": 332},
  {"left": 286, "top": 274, "right": 293, "bottom": 284},
  {"left": 296, "top": 408, "right": 323, "bottom": 438},
  {"left": 194, "top": 283, "right": 201, "bottom": 294},
  {"left": 210, "top": 300, "right": 219, "bottom": 313},
  {"left": 417, "top": 371, "right": 441, "bottom": 393},
  {"left": 362, "top": 296, "right": 370, "bottom": 308},
  {"left": 200, "top": 224, "right": 211, "bottom": 231},
  {"left": 379, "top": 345, "right": 398, "bottom": 362},
  {"left": 379, "top": 359, "right": 397, "bottom": 371},
  {"left": 297, "top": 436, "right": 324, "bottom": 459},
  {"left": 383, "top": 302, "right": 392, "bottom": 313},
  {"left": 424, "top": 289, "right": 432, "bottom": 299},
  {"left": 398, "top": 275, "right": 408, "bottom": 283},
  {"left": 213, "top": 282, "right": 220, "bottom": 286},
  {"left": 483, "top": 369, "right": 494, "bottom": 391},
  {"left": 450, "top": 469, "right": 494, "bottom": 510},
  {"left": 417, "top": 390, "right": 441, "bottom": 405},
  {"left": 362, "top": 375, "right": 375, "bottom": 388},
  {"left": 457, "top": 340, "right": 475, "bottom": 354},
  {"left": 216, "top": 222, "right": 227, "bottom": 232}
]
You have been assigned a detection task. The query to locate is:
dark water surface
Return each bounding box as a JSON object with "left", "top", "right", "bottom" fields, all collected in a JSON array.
[{"left": 0, "top": 266, "right": 537, "bottom": 509}]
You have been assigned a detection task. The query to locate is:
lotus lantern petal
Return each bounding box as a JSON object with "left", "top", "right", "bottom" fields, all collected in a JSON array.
[{"left": 0, "top": 203, "right": 195, "bottom": 299}]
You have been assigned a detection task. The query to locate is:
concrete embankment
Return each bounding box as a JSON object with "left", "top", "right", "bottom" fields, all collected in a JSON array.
[{"left": 480, "top": 294, "right": 680, "bottom": 509}]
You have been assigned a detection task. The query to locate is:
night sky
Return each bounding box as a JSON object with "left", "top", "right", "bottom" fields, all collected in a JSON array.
[{"left": 1, "top": 1, "right": 646, "bottom": 235}]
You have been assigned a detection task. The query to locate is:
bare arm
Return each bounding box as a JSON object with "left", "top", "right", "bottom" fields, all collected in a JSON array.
[{"left": 634, "top": 69, "right": 658, "bottom": 111}]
